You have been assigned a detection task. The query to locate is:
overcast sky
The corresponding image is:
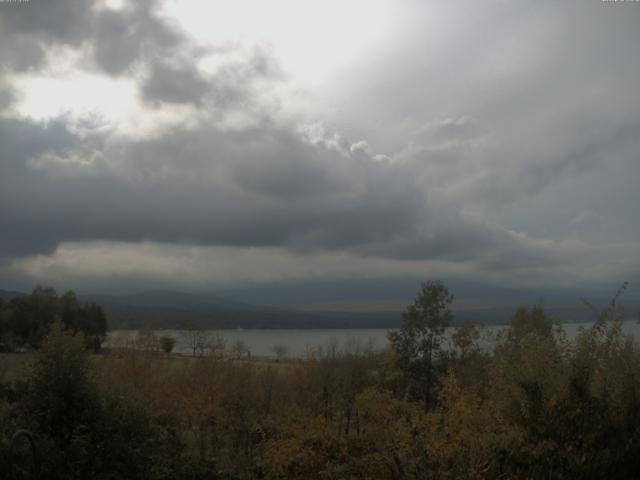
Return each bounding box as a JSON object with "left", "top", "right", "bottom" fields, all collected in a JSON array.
[{"left": 0, "top": 0, "right": 638, "bottom": 301}]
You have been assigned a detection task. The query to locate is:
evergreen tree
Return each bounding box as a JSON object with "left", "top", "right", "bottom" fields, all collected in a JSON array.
[{"left": 389, "top": 281, "right": 453, "bottom": 410}]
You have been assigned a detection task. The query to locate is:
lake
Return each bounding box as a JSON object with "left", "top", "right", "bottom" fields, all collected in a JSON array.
[{"left": 107, "top": 319, "right": 640, "bottom": 357}]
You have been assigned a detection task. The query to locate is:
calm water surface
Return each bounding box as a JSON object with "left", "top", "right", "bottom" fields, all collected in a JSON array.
[{"left": 108, "top": 319, "right": 640, "bottom": 357}]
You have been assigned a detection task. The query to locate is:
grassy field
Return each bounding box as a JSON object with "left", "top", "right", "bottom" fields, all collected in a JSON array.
[
  {"left": 0, "top": 353, "right": 34, "bottom": 384},
  {"left": 0, "top": 349, "right": 295, "bottom": 385}
]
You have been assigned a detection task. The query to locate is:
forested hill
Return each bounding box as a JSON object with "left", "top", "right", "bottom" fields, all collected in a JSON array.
[
  {"left": 83, "top": 291, "right": 402, "bottom": 330},
  {"left": 0, "top": 289, "right": 26, "bottom": 302},
  {"left": 1, "top": 289, "right": 400, "bottom": 330},
  {"left": 3, "top": 288, "right": 636, "bottom": 330}
]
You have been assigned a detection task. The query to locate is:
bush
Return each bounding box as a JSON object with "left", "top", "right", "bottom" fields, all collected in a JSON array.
[{"left": 160, "top": 336, "right": 177, "bottom": 354}]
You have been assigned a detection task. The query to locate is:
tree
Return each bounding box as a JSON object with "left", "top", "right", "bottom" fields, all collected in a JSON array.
[
  {"left": 209, "top": 333, "right": 227, "bottom": 358},
  {"left": 449, "top": 320, "right": 489, "bottom": 390},
  {"left": 160, "top": 335, "right": 176, "bottom": 354},
  {"left": 509, "top": 304, "right": 553, "bottom": 341},
  {"left": 232, "top": 339, "right": 249, "bottom": 359},
  {"left": 271, "top": 344, "right": 289, "bottom": 361},
  {"left": 21, "top": 320, "right": 171, "bottom": 478},
  {"left": 0, "top": 287, "right": 107, "bottom": 351},
  {"left": 22, "top": 319, "right": 101, "bottom": 477},
  {"left": 451, "top": 320, "right": 480, "bottom": 359},
  {"left": 10, "top": 286, "right": 58, "bottom": 348},
  {"left": 181, "top": 323, "right": 210, "bottom": 357},
  {"left": 135, "top": 324, "right": 159, "bottom": 352},
  {"left": 77, "top": 302, "right": 108, "bottom": 351},
  {"left": 389, "top": 281, "right": 453, "bottom": 410}
]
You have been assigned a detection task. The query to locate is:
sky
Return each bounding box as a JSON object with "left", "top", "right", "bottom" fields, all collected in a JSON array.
[{"left": 0, "top": 0, "right": 639, "bottom": 304}]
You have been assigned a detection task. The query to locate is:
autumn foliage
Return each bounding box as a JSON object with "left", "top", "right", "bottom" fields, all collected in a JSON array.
[{"left": 1, "top": 284, "right": 640, "bottom": 479}]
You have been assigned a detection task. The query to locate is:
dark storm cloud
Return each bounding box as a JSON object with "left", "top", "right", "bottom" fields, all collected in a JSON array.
[
  {"left": 0, "top": 117, "right": 81, "bottom": 259},
  {"left": 0, "top": 0, "right": 94, "bottom": 72},
  {"left": 0, "top": 124, "right": 423, "bottom": 259},
  {"left": 0, "top": 0, "right": 182, "bottom": 74},
  {"left": 93, "top": 3, "right": 182, "bottom": 75},
  {"left": 141, "top": 63, "right": 210, "bottom": 105},
  {"left": 0, "top": 36, "right": 47, "bottom": 73},
  {"left": 1, "top": 0, "right": 277, "bottom": 109},
  {"left": 0, "top": 114, "right": 579, "bottom": 272},
  {"left": 358, "top": 220, "right": 508, "bottom": 262},
  {"left": 93, "top": 8, "right": 150, "bottom": 76},
  {"left": 0, "top": 0, "right": 638, "bottom": 287},
  {"left": 139, "top": 49, "right": 282, "bottom": 109},
  {"left": 0, "top": 82, "right": 15, "bottom": 111},
  {"left": 0, "top": 0, "right": 91, "bottom": 42}
]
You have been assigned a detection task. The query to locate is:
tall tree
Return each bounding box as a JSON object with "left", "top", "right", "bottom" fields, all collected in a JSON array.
[{"left": 389, "top": 281, "right": 453, "bottom": 410}]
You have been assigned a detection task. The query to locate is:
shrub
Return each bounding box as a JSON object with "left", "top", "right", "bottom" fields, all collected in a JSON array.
[{"left": 160, "top": 336, "right": 177, "bottom": 354}]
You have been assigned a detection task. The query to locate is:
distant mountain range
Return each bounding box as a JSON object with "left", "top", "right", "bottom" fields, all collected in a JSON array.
[
  {"left": 1, "top": 288, "right": 637, "bottom": 330},
  {"left": 0, "top": 289, "right": 400, "bottom": 330},
  {"left": 0, "top": 289, "right": 27, "bottom": 302},
  {"left": 81, "top": 290, "right": 253, "bottom": 313},
  {"left": 81, "top": 290, "right": 402, "bottom": 330}
]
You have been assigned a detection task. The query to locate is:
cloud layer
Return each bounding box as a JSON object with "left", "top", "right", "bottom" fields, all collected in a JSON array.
[{"left": 0, "top": 0, "right": 639, "bottom": 296}]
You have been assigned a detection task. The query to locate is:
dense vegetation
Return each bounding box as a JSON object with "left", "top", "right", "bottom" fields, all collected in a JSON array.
[
  {"left": 1, "top": 282, "right": 640, "bottom": 479},
  {"left": 0, "top": 287, "right": 107, "bottom": 352}
]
